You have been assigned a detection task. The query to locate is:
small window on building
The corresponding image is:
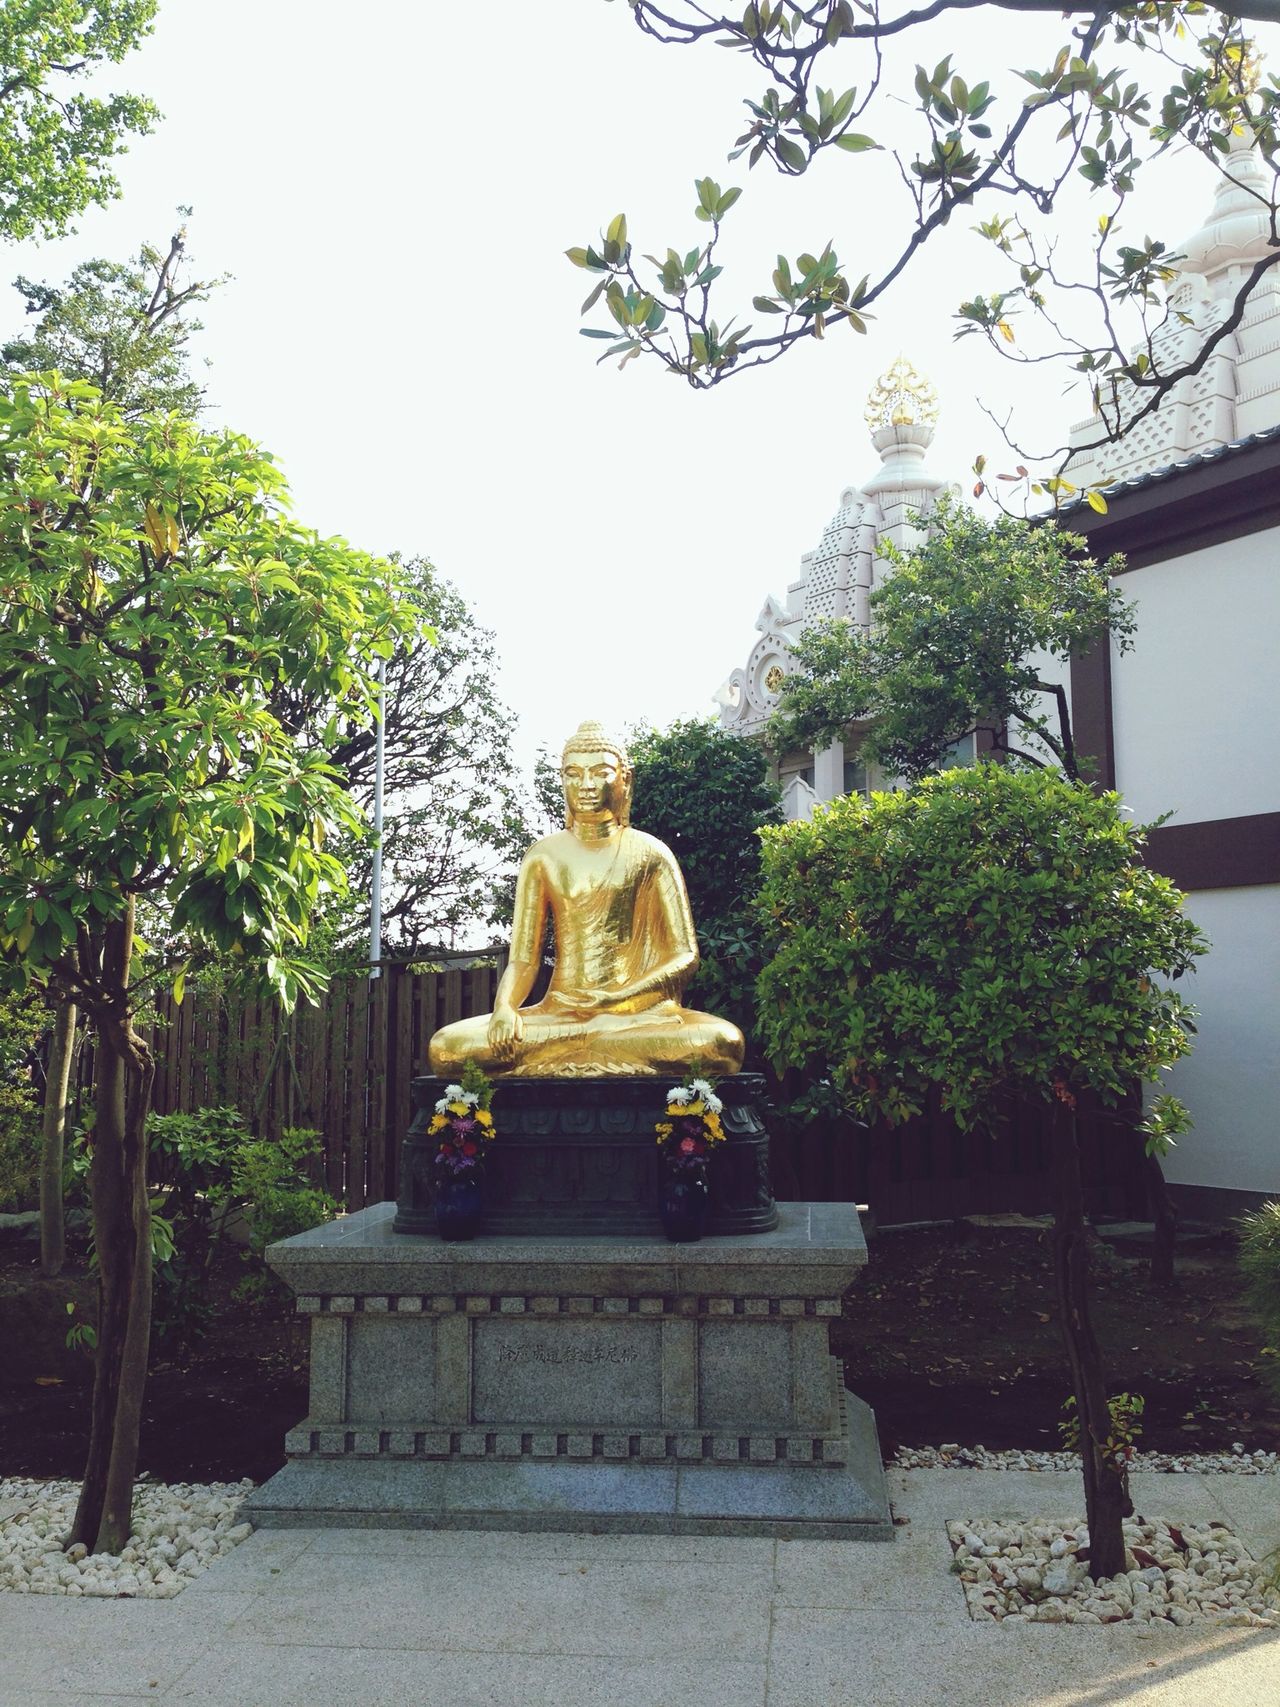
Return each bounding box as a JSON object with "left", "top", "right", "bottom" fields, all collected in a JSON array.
[
  {"left": 843, "top": 757, "right": 868, "bottom": 797},
  {"left": 941, "top": 732, "right": 976, "bottom": 768}
]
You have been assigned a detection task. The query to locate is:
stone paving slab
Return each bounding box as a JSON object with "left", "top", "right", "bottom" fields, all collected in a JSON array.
[
  {"left": 766, "top": 1605, "right": 1280, "bottom": 1707},
  {"left": 1201, "top": 1471, "right": 1280, "bottom": 1561},
  {"left": 163, "top": 1646, "right": 769, "bottom": 1707},
  {"left": 2, "top": 1469, "right": 1277, "bottom": 1705}
]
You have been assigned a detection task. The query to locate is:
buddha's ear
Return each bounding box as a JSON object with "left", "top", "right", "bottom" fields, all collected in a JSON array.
[{"left": 618, "top": 761, "right": 635, "bottom": 827}]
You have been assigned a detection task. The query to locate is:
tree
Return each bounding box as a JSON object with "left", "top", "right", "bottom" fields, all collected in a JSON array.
[
  {"left": 569, "top": 2, "right": 1280, "bottom": 474},
  {"left": 630, "top": 718, "right": 782, "bottom": 1042},
  {"left": 756, "top": 763, "right": 1206, "bottom": 1578},
  {"left": 772, "top": 498, "right": 1133, "bottom": 780},
  {"left": 0, "top": 1, "right": 159, "bottom": 242},
  {"left": 293, "top": 557, "right": 531, "bottom": 959},
  {"left": 2, "top": 223, "right": 223, "bottom": 1274},
  {"left": 0, "top": 372, "right": 419, "bottom": 1553},
  {"left": 771, "top": 498, "right": 1184, "bottom": 1280},
  {"left": 3, "top": 223, "right": 223, "bottom": 416}
]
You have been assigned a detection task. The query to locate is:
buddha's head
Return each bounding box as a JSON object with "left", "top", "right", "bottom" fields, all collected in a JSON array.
[{"left": 560, "top": 720, "right": 633, "bottom": 830}]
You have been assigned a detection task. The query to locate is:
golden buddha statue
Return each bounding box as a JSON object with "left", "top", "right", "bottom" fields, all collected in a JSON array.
[{"left": 428, "top": 721, "right": 745, "bottom": 1078}]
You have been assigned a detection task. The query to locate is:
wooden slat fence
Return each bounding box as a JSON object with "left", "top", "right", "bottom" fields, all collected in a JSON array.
[
  {"left": 79, "top": 964, "right": 1147, "bottom": 1224},
  {"left": 138, "top": 961, "right": 502, "bottom": 1212}
]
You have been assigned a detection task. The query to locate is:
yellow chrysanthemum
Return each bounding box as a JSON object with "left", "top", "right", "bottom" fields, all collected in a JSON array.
[
  {"left": 475, "top": 1109, "right": 493, "bottom": 1127},
  {"left": 448, "top": 1101, "right": 468, "bottom": 1116},
  {"left": 428, "top": 1114, "right": 448, "bottom": 1133},
  {"left": 686, "top": 1099, "right": 705, "bottom": 1116}
]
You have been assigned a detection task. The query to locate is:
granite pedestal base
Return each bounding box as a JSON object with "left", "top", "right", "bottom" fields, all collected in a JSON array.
[{"left": 246, "top": 1201, "right": 892, "bottom": 1541}]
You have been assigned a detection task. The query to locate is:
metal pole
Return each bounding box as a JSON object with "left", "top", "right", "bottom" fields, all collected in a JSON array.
[{"left": 369, "top": 654, "right": 386, "bottom": 981}]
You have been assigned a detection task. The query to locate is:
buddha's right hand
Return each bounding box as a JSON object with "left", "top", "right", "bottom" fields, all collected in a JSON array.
[{"left": 488, "top": 1004, "right": 524, "bottom": 1063}]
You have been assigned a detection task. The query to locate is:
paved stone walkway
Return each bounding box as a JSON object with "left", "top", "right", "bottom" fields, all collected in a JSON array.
[{"left": 0, "top": 1469, "right": 1276, "bottom": 1706}]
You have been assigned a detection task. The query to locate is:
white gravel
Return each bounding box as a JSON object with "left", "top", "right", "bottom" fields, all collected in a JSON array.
[
  {"left": 893, "top": 1443, "right": 1279, "bottom": 1474},
  {"left": 947, "top": 1514, "right": 1280, "bottom": 1628},
  {"left": 0, "top": 1476, "right": 255, "bottom": 1597}
]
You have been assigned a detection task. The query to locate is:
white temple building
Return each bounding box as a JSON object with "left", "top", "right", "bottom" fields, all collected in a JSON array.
[
  {"left": 1066, "top": 128, "right": 1280, "bottom": 488},
  {"left": 714, "top": 356, "right": 953, "bottom": 820},
  {"left": 714, "top": 135, "right": 1280, "bottom": 1213}
]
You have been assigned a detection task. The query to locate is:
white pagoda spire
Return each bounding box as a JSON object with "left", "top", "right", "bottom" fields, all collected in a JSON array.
[{"left": 1067, "top": 122, "right": 1280, "bottom": 485}]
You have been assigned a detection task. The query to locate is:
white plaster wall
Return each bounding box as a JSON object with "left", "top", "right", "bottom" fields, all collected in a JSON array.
[
  {"left": 1111, "top": 530, "right": 1280, "bottom": 825},
  {"left": 1020, "top": 645, "right": 1072, "bottom": 771},
  {"left": 1157, "top": 885, "right": 1280, "bottom": 1196}
]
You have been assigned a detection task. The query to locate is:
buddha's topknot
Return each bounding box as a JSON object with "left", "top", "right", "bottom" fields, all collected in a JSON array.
[{"left": 560, "top": 720, "right": 630, "bottom": 769}]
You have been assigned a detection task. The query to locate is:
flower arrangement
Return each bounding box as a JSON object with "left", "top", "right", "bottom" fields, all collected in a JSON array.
[
  {"left": 654, "top": 1075, "right": 726, "bottom": 1176},
  {"left": 428, "top": 1060, "right": 495, "bottom": 1179}
]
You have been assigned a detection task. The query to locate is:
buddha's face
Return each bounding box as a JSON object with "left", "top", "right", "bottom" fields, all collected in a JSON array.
[{"left": 562, "top": 747, "right": 632, "bottom": 827}]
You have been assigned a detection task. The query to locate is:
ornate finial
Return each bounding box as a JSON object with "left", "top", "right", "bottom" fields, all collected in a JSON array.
[
  {"left": 864, "top": 356, "right": 939, "bottom": 432},
  {"left": 561, "top": 720, "right": 631, "bottom": 768}
]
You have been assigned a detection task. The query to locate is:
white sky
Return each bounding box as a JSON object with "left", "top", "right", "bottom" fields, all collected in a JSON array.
[{"left": 10, "top": 0, "right": 1274, "bottom": 773}]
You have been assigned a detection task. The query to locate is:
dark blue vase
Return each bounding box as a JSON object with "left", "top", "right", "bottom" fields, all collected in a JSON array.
[
  {"left": 435, "top": 1176, "right": 483, "bottom": 1241},
  {"left": 660, "top": 1170, "right": 708, "bottom": 1243}
]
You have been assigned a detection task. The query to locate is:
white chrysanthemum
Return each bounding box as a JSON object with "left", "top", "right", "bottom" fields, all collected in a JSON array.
[
  {"left": 434, "top": 1096, "right": 452, "bottom": 1113},
  {"left": 705, "top": 1093, "right": 723, "bottom": 1114},
  {"left": 689, "top": 1078, "right": 714, "bottom": 1097},
  {"left": 667, "top": 1086, "right": 692, "bottom": 1105},
  {"left": 443, "top": 1083, "right": 465, "bottom": 1100}
]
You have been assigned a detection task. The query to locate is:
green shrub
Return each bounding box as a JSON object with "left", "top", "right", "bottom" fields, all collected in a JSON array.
[
  {"left": 146, "top": 1107, "right": 251, "bottom": 1345},
  {"left": 0, "top": 1082, "right": 40, "bottom": 1212},
  {"left": 230, "top": 1126, "right": 335, "bottom": 1297},
  {"left": 69, "top": 1106, "right": 335, "bottom": 1336},
  {"left": 1239, "top": 1201, "right": 1280, "bottom": 1403},
  {"left": 0, "top": 989, "right": 44, "bottom": 1212}
]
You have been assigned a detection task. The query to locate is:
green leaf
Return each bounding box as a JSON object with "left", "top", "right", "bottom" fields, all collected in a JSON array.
[
  {"left": 830, "top": 88, "right": 856, "bottom": 128},
  {"left": 835, "top": 133, "right": 880, "bottom": 152},
  {"left": 776, "top": 137, "right": 807, "bottom": 172},
  {"left": 581, "top": 277, "right": 609, "bottom": 314}
]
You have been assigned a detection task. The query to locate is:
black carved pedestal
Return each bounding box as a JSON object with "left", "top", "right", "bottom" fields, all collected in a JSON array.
[{"left": 393, "top": 1074, "right": 778, "bottom": 1238}]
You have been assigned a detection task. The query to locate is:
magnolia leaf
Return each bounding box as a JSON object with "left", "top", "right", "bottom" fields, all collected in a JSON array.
[
  {"left": 834, "top": 133, "right": 879, "bottom": 152},
  {"left": 1085, "top": 490, "right": 1108, "bottom": 514},
  {"left": 143, "top": 502, "right": 170, "bottom": 557},
  {"left": 581, "top": 277, "right": 609, "bottom": 315}
]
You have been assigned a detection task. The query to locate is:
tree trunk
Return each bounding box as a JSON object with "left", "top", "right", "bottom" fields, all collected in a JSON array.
[
  {"left": 69, "top": 906, "right": 155, "bottom": 1556},
  {"left": 1143, "top": 1148, "right": 1177, "bottom": 1289},
  {"left": 1047, "top": 1099, "right": 1131, "bottom": 1581},
  {"left": 39, "top": 999, "right": 77, "bottom": 1277}
]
